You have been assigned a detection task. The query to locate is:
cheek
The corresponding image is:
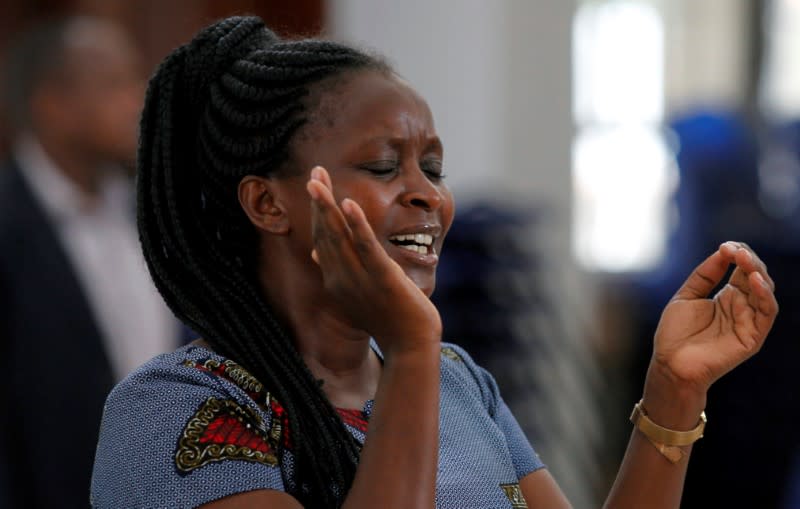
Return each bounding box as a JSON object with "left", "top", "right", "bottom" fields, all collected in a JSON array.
[
  {"left": 286, "top": 189, "right": 314, "bottom": 246},
  {"left": 331, "top": 183, "right": 394, "bottom": 235},
  {"left": 354, "top": 195, "right": 395, "bottom": 238},
  {"left": 440, "top": 189, "right": 456, "bottom": 233}
]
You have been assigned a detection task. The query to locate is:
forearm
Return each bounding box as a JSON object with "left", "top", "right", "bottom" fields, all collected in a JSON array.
[
  {"left": 604, "top": 366, "right": 707, "bottom": 509},
  {"left": 343, "top": 340, "right": 441, "bottom": 509}
]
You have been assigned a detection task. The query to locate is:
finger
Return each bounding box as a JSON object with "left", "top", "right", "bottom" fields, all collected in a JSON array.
[
  {"left": 733, "top": 272, "right": 778, "bottom": 347},
  {"left": 314, "top": 165, "right": 334, "bottom": 192},
  {"left": 725, "top": 248, "right": 756, "bottom": 295},
  {"left": 748, "top": 271, "right": 779, "bottom": 335},
  {"left": 309, "top": 185, "right": 351, "bottom": 255},
  {"left": 307, "top": 168, "right": 360, "bottom": 271},
  {"left": 721, "top": 242, "right": 776, "bottom": 296},
  {"left": 308, "top": 177, "right": 349, "bottom": 240},
  {"left": 720, "top": 241, "right": 774, "bottom": 288},
  {"left": 734, "top": 242, "right": 775, "bottom": 291},
  {"left": 674, "top": 248, "right": 732, "bottom": 300},
  {"left": 341, "top": 198, "right": 395, "bottom": 275}
]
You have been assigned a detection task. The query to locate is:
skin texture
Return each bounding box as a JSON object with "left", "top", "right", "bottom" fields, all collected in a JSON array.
[
  {"left": 28, "top": 19, "right": 143, "bottom": 194},
  {"left": 204, "top": 70, "right": 778, "bottom": 508}
]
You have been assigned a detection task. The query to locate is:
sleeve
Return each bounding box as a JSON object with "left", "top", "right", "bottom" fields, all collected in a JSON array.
[
  {"left": 443, "top": 343, "right": 546, "bottom": 479},
  {"left": 491, "top": 394, "right": 546, "bottom": 479},
  {"left": 90, "top": 357, "right": 287, "bottom": 509}
]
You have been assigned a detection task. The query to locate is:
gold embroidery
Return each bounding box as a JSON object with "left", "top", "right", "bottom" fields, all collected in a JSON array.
[
  {"left": 200, "top": 359, "right": 221, "bottom": 370},
  {"left": 500, "top": 483, "right": 528, "bottom": 508},
  {"left": 186, "top": 358, "right": 265, "bottom": 396},
  {"left": 441, "top": 347, "right": 463, "bottom": 362},
  {"left": 175, "top": 397, "right": 279, "bottom": 473},
  {"left": 265, "top": 393, "right": 283, "bottom": 443},
  {"left": 219, "top": 360, "right": 264, "bottom": 393}
]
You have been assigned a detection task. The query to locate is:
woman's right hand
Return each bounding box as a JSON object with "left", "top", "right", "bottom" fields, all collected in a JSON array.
[{"left": 306, "top": 166, "right": 442, "bottom": 355}]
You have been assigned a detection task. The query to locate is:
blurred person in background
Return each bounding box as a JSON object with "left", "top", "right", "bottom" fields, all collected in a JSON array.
[{"left": 0, "top": 16, "right": 181, "bottom": 509}]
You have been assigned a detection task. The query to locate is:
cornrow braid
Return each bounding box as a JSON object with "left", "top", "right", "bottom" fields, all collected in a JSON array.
[{"left": 137, "top": 16, "right": 390, "bottom": 507}]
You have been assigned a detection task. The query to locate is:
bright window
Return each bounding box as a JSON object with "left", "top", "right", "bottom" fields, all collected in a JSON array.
[{"left": 572, "top": 1, "right": 676, "bottom": 272}]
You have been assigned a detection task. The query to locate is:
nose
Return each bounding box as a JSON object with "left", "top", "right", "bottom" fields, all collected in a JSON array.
[{"left": 398, "top": 164, "right": 444, "bottom": 212}]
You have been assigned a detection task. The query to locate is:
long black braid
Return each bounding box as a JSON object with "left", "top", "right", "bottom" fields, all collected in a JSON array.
[{"left": 137, "top": 16, "right": 389, "bottom": 507}]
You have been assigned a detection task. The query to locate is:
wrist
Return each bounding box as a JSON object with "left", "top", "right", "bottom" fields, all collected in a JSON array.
[
  {"left": 630, "top": 398, "right": 706, "bottom": 463},
  {"left": 380, "top": 335, "right": 442, "bottom": 364},
  {"left": 642, "top": 359, "right": 707, "bottom": 430}
]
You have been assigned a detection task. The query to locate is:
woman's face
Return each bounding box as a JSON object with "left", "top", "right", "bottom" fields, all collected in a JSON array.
[{"left": 280, "top": 70, "right": 455, "bottom": 297}]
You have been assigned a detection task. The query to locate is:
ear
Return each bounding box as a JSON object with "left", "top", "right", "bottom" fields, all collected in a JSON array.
[{"left": 238, "top": 175, "right": 290, "bottom": 235}]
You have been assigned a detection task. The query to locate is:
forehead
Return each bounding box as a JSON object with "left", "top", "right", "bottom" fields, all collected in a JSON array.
[{"left": 301, "top": 71, "right": 438, "bottom": 152}]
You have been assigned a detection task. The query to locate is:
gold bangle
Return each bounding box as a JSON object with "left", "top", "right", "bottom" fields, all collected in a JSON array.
[{"left": 630, "top": 399, "right": 706, "bottom": 463}]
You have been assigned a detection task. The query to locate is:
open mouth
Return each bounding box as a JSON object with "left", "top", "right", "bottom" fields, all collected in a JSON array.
[{"left": 388, "top": 233, "right": 434, "bottom": 255}]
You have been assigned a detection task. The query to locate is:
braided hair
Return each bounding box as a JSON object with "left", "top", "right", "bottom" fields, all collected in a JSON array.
[{"left": 137, "top": 16, "right": 390, "bottom": 507}]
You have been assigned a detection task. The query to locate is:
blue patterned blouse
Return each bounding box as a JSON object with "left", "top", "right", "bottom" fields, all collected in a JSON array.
[{"left": 91, "top": 342, "right": 544, "bottom": 508}]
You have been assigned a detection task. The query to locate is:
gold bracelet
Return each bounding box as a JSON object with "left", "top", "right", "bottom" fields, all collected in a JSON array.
[{"left": 630, "top": 399, "right": 706, "bottom": 463}]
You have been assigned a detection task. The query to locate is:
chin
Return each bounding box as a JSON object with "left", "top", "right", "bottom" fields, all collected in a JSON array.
[{"left": 410, "top": 274, "right": 436, "bottom": 297}]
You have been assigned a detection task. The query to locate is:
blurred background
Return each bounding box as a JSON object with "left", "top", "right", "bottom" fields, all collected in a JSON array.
[{"left": 1, "top": 0, "right": 799, "bottom": 508}]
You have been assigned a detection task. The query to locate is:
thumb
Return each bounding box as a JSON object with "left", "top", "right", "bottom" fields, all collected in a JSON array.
[{"left": 673, "top": 245, "right": 735, "bottom": 301}]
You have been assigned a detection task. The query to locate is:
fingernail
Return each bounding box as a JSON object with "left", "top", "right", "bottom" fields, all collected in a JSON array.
[
  {"left": 341, "top": 198, "right": 353, "bottom": 214},
  {"left": 306, "top": 181, "right": 319, "bottom": 199},
  {"left": 310, "top": 166, "right": 322, "bottom": 180}
]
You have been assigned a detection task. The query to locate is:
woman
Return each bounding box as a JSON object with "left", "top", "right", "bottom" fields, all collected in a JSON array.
[{"left": 91, "top": 16, "right": 778, "bottom": 508}]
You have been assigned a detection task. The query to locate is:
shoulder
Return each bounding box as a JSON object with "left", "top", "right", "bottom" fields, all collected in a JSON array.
[
  {"left": 440, "top": 342, "right": 468, "bottom": 362},
  {"left": 439, "top": 342, "right": 501, "bottom": 415},
  {"left": 92, "top": 345, "right": 288, "bottom": 508},
  {"left": 438, "top": 342, "right": 548, "bottom": 480}
]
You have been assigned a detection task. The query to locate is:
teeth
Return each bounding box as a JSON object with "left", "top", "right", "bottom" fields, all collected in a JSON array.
[
  {"left": 389, "top": 233, "right": 433, "bottom": 246},
  {"left": 398, "top": 244, "right": 429, "bottom": 254}
]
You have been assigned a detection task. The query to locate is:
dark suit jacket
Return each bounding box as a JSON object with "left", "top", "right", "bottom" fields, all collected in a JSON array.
[{"left": 0, "top": 158, "right": 115, "bottom": 509}]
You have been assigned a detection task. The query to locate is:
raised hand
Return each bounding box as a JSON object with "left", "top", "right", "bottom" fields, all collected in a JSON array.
[
  {"left": 306, "top": 166, "right": 442, "bottom": 354},
  {"left": 651, "top": 242, "right": 778, "bottom": 394}
]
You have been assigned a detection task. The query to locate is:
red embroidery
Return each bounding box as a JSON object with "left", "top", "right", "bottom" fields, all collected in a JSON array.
[
  {"left": 181, "top": 357, "right": 372, "bottom": 453},
  {"left": 201, "top": 412, "right": 271, "bottom": 452},
  {"left": 175, "top": 398, "right": 279, "bottom": 473},
  {"left": 183, "top": 359, "right": 266, "bottom": 406},
  {"left": 337, "top": 408, "right": 369, "bottom": 433},
  {"left": 268, "top": 397, "right": 291, "bottom": 449}
]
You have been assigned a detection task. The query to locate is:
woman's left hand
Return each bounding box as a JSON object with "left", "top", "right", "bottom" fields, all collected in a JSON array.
[{"left": 650, "top": 242, "right": 778, "bottom": 398}]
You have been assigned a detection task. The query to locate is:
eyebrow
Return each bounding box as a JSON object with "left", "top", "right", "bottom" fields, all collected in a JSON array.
[{"left": 360, "top": 136, "right": 444, "bottom": 153}]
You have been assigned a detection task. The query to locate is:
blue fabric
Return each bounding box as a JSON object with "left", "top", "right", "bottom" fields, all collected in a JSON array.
[{"left": 91, "top": 343, "right": 544, "bottom": 508}]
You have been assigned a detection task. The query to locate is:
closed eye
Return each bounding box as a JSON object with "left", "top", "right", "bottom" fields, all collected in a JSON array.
[
  {"left": 357, "top": 160, "right": 398, "bottom": 176},
  {"left": 421, "top": 159, "right": 446, "bottom": 181}
]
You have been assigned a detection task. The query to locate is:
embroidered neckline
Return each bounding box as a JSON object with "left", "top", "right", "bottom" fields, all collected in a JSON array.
[{"left": 181, "top": 355, "right": 373, "bottom": 431}]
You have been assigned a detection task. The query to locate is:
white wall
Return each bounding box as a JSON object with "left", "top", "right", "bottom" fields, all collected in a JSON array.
[
  {"left": 663, "top": 0, "right": 751, "bottom": 112},
  {"left": 328, "top": 1, "right": 506, "bottom": 199},
  {"left": 328, "top": 0, "right": 575, "bottom": 253}
]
